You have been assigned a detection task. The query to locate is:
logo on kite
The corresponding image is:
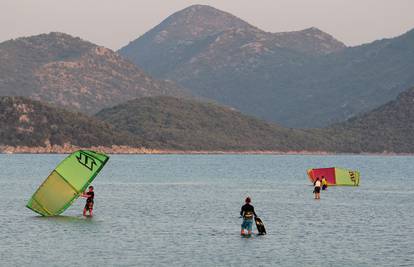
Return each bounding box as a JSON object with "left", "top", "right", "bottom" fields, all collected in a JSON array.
[
  {"left": 76, "top": 151, "right": 97, "bottom": 171},
  {"left": 349, "top": 171, "right": 356, "bottom": 185}
]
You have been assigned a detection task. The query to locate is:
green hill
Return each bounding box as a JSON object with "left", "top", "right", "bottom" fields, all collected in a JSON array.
[
  {"left": 95, "top": 96, "right": 329, "bottom": 151},
  {"left": 0, "top": 96, "right": 139, "bottom": 147},
  {"left": 327, "top": 87, "right": 414, "bottom": 153},
  {"left": 4, "top": 92, "right": 414, "bottom": 153}
]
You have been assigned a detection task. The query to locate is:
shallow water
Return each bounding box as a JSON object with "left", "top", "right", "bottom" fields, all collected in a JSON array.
[{"left": 1, "top": 154, "right": 414, "bottom": 266}]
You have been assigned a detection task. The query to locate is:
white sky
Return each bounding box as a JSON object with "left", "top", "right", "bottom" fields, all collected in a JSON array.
[{"left": 1, "top": 0, "right": 414, "bottom": 50}]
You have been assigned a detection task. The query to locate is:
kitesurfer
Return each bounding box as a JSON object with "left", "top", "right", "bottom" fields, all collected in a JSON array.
[
  {"left": 81, "top": 186, "right": 94, "bottom": 216},
  {"left": 321, "top": 176, "right": 328, "bottom": 190},
  {"left": 240, "top": 197, "right": 257, "bottom": 235},
  {"left": 313, "top": 178, "right": 321, "bottom": 199}
]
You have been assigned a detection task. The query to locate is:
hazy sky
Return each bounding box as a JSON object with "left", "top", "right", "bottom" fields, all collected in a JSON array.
[{"left": 2, "top": 0, "right": 414, "bottom": 50}]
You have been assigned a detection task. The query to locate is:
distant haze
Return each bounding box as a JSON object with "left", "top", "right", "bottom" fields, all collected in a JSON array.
[{"left": 2, "top": 0, "right": 414, "bottom": 50}]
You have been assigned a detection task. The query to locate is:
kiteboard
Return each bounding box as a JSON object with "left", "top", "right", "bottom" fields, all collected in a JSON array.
[{"left": 255, "top": 217, "right": 266, "bottom": 235}]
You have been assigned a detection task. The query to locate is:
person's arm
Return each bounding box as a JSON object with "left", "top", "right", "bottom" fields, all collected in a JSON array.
[
  {"left": 252, "top": 207, "right": 257, "bottom": 218},
  {"left": 240, "top": 207, "right": 244, "bottom": 217}
]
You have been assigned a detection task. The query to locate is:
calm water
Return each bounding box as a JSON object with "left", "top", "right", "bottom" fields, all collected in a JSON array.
[{"left": 1, "top": 154, "right": 414, "bottom": 266}]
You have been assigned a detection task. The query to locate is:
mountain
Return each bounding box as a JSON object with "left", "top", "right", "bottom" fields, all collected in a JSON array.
[
  {"left": 0, "top": 32, "right": 188, "bottom": 115},
  {"left": 119, "top": 5, "right": 414, "bottom": 128},
  {"left": 119, "top": 5, "right": 345, "bottom": 78},
  {"left": 119, "top": 5, "right": 344, "bottom": 78},
  {"left": 282, "top": 28, "right": 414, "bottom": 127},
  {"left": 119, "top": 4, "right": 255, "bottom": 77},
  {"left": 327, "top": 87, "right": 414, "bottom": 153},
  {"left": 0, "top": 96, "right": 139, "bottom": 147},
  {"left": 95, "top": 96, "right": 330, "bottom": 151}
]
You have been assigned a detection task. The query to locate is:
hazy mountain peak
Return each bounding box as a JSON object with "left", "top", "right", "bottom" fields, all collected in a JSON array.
[
  {"left": 166, "top": 4, "right": 254, "bottom": 32},
  {"left": 302, "top": 27, "right": 325, "bottom": 34},
  {"left": 124, "top": 4, "right": 255, "bottom": 48}
]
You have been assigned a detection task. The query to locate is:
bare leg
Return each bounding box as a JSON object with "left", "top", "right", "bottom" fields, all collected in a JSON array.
[{"left": 83, "top": 208, "right": 87, "bottom": 216}]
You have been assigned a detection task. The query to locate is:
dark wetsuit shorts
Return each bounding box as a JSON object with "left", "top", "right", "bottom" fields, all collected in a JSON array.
[{"left": 85, "top": 200, "right": 94, "bottom": 211}]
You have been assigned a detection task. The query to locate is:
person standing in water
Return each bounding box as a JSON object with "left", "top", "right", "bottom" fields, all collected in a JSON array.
[
  {"left": 321, "top": 176, "right": 328, "bottom": 190},
  {"left": 81, "top": 185, "right": 94, "bottom": 216},
  {"left": 240, "top": 197, "right": 257, "bottom": 235},
  {"left": 314, "top": 178, "right": 321, "bottom": 199}
]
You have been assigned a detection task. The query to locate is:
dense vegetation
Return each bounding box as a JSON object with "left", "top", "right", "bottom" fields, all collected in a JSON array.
[
  {"left": 120, "top": 4, "right": 414, "bottom": 128},
  {"left": 95, "top": 96, "right": 330, "bottom": 151},
  {"left": 95, "top": 90, "right": 414, "bottom": 153},
  {"left": 3, "top": 91, "right": 414, "bottom": 153},
  {"left": 326, "top": 87, "right": 414, "bottom": 153},
  {"left": 0, "top": 96, "right": 139, "bottom": 147}
]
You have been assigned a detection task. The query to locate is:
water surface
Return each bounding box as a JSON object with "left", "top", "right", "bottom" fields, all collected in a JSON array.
[{"left": 1, "top": 154, "right": 413, "bottom": 266}]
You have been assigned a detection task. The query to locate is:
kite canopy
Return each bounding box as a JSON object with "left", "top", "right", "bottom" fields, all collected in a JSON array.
[
  {"left": 307, "top": 167, "right": 360, "bottom": 186},
  {"left": 27, "top": 150, "right": 109, "bottom": 216}
]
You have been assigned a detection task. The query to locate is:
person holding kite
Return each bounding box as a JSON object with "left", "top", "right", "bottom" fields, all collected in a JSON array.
[{"left": 81, "top": 185, "right": 94, "bottom": 216}]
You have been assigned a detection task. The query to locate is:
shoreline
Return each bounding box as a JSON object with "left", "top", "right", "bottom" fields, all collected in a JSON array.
[{"left": 0, "top": 145, "right": 412, "bottom": 156}]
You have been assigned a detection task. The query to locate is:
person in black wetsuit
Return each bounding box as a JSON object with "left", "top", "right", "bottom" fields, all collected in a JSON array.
[
  {"left": 240, "top": 197, "right": 257, "bottom": 235},
  {"left": 81, "top": 186, "right": 94, "bottom": 216}
]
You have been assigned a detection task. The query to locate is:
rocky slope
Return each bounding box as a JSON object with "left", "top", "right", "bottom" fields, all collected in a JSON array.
[
  {"left": 0, "top": 32, "right": 189, "bottom": 114},
  {"left": 120, "top": 5, "right": 414, "bottom": 128}
]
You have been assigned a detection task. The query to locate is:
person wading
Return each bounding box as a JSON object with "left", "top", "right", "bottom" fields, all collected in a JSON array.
[
  {"left": 321, "top": 176, "right": 328, "bottom": 190},
  {"left": 314, "top": 178, "right": 321, "bottom": 199},
  {"left": 81, "top": 185, "right": 94, "bottom": 216},
  {"left": 240, "top": 197, "right": 257, "bottom": 235}
]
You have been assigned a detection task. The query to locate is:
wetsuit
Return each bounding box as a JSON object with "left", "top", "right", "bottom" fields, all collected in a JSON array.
[
  {"left": 314, "top": 180, "right": 321, "bottom": 193},
  {"left": 84, "top": 191, "right": 94, "bottom": 211},
  {"left": 322, "top": 179, "right": 328, "bottom": 190},
  {"left": 240, "top": 203, "right": 257, "bottom": 232},
  {"left": 240, "top": 204, "right": 257, "bottom": 218}
]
